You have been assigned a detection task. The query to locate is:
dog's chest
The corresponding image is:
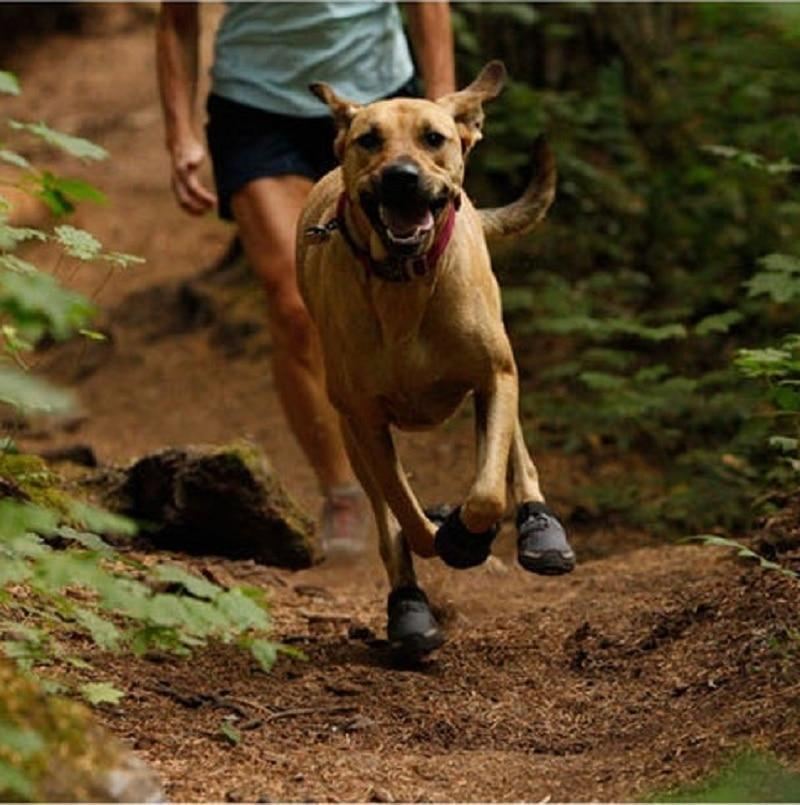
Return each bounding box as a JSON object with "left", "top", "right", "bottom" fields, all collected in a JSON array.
[
  {"left": 377, "top": 378, "right": 471, "bottom": 429},
  {"left": 359, "top": 337, "right": 470, "bottom": 427}
]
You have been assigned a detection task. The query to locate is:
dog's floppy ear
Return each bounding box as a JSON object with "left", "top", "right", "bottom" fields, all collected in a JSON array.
[
  {"left": 437, "top": 61, "right": 507, "bottom": 155},
  {"left": 310, "top": 82, "right": 362, "bottom": 160}
]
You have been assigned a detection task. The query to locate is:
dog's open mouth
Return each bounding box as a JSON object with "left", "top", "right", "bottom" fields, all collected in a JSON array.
[
  {"left": 366, "top": 194, "right": 450, "bottom": 257},
  {"left": 379, "top": 204, "right": 434, "bottom": 247}
]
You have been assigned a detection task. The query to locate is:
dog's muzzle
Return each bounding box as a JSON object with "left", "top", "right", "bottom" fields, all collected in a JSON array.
[{"left": 362, "top": 159, "right": 451, "bottom": 257}]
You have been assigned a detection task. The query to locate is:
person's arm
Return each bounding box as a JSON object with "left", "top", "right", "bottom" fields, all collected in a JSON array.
[
  {"left": 156, "top": 2, "right": 216, "bottom": 215},
  {"left": 404, "top": 2, "right": 456, "bottom": 100}
]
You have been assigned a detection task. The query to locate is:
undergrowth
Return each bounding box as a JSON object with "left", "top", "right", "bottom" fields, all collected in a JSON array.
[
  {"left": 452, "top": 4, "right": 800, "bottom": 536},
  {"left": 0, "top": 71, "right": 283, "bottom": 791}
]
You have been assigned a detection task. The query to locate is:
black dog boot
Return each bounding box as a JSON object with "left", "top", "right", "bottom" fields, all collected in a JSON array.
[
  {"left": 387, "top": 585, "right": 444, "bottom": 659},
  {"left": 433, "top": 505, "right": 498, "bottom": 569},
  {"left": 516, "top": 501, "right": 575, "bottom": 575}
]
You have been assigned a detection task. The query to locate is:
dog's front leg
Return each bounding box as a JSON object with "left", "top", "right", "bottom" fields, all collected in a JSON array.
[
  {"left": 342, "top": 415, "right": 437, "bottom": 559},
  {"left": 462, "top": 370, "right": 518, "bottom": 532},
  {"left": 339, "top": 417, "right": 417, "bottom": 588}
]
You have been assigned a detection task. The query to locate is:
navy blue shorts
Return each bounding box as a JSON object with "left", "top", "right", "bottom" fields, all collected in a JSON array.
[{"left": 206, "top": 78, "right": 419, "bottom": 221}]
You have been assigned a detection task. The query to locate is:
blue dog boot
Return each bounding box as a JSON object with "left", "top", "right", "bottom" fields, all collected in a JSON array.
[
  {"left": 516, "top": 501, "right": 575, "bottom": 575},
  {"left": 434, "top": 505, "right": 498, "bottom": 569},
  {"left": 387, "top": 585, "right": 444, "bottom": 659}
]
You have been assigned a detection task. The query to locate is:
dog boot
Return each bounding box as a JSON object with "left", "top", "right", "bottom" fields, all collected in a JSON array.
[
  {"left": 320, "top": 483, "right": 371, "bottom": 558},
  {"left": 434, "top": 505, "right": 498, "bottom": 569},
  {"left": 516, "top": 501, "right": 575, "bottom": 575},
  {"left": 387, "top": 585, "right": 444, "bottom": 658}
]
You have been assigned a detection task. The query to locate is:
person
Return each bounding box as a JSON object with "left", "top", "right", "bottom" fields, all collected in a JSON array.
[{"left": 156, "top": 2, "right": 455, "bottom": 555}]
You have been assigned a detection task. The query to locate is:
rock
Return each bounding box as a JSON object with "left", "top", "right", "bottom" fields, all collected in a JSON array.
[
  {"left": 120, "top": 442, "right": 319, "bottom": 568},
  {"left": 0, "top": 660, "right": 163, "bottom": 802}
]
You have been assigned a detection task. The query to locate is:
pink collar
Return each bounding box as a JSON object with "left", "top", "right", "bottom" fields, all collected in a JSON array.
[{"left": 335, "top": 193, "right": 457, "bottom": 283}]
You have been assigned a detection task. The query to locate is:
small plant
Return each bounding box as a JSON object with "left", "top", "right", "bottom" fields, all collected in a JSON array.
[
  {"left": 0, "top": 72, "right": 284, "bottom": 691},
  {"left": 688, "top": 534, "right": 798, "bottom": 581}
]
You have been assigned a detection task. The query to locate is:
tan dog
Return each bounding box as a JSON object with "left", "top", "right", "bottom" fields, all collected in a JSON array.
[{"left": 298, "top": 62, "right": 575, "bottom": 658}]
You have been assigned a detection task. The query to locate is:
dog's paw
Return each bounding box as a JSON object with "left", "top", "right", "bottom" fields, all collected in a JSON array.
[
  {"left": 434, "top": 505, "right": 498, "bottom": 569},
  {"left": 516, "top": 501, "right": 575, "bottom": 575},
  {"left": 387, "top": 585, "right": 444, "bottom": 661}
]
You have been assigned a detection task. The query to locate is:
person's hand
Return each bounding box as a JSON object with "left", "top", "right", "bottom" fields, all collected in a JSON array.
[{"left": 169, "top": 134, "right": 217, "bottom": 215}]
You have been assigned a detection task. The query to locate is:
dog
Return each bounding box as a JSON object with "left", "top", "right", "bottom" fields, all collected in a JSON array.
[{"left": 298, "top": 61, "right": 575, "bottom": 659}]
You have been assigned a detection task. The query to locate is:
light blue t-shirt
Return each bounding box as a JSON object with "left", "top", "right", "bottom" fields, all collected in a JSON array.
[{"left": 211, "top": 2, "right": 415, "bottom": 117}]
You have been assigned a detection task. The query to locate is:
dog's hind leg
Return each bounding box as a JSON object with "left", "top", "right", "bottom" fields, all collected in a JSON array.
[
  {"left": 508, "top": 419, "right": 576, "bottom": 575},
  {"left": 507, "top": 419, "right": 544, "bottom": 506}
]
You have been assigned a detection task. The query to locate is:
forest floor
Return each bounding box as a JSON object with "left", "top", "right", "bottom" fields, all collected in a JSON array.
[{"left": 5, "top": 7, "right": 800, "bottom": 802}]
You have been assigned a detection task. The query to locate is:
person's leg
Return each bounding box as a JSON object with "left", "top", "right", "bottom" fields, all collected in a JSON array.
[{"left": 230, "top": 174, "right": 369, "bottom": 550}]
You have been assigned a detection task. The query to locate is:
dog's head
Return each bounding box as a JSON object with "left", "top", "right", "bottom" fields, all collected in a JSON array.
[{"left": 310, "top": 61, "right": 506, "bottom": 259}]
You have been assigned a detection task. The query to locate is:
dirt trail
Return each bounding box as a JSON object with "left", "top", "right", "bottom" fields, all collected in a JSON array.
[{"left": 5, "top": 9, "right": 800, "bottom": 802}]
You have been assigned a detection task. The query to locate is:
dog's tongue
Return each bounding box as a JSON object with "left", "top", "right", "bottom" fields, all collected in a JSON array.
[{"left": 381, "top": 206, "right": 434, "bottom": 238}]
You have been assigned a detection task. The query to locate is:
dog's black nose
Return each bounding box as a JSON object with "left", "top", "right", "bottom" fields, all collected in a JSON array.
[{"left": 380, "top": 161, "right": 421, "bottom": 202}]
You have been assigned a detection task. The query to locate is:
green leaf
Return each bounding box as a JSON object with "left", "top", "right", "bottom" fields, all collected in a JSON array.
[
  {"left": 0, "top": 268, "right": 96, "bottom": 340},
  {"left": 0, "top": 149, "right": 30, "bottom": 169},
  {"left": 0, "top": 557, "right": 31, "bottom": 586},
  {"left": 219, "top": 720, "right": 242, "bottom": 746},
  {"left": 0, "top": 221, "right": 47, "bottom": 251},
  {"left": 0, "top": 254, "right": 38, "bottom": 275},
  {"left": 67, "top": 500, "right": 137, "bottom": 537},
  {"left": 53, "top": 225, "right": 102, "bottom": 260},
  {"left": 746, "top": 254, "right": 800, "bottom": 303},
  {"left": 2, "top": 324, "right": 34, "bottom": 355},
  {"left": 56, "top": 526, "right": 113, "bottom": 553},
  {"left": 80, "top": 681, "right": 125, "bottom": 706},
  {"left": 695, "top": 310, "right": 743, "bottom": 336},
  {"left": 43, "top": 176, "right": 106, "bottom": 205},
  {"left": 769, "top": 436, "right": 798, "bottom": 453},
  {"left": 579, "top": 371, "right": 626, "bottom": 391},
  {"left": 215, "top": 589, "right": 270, "bottom": 631},
  {"left": 0, "top": 365, "right": 74, "bottom": 414},
  {"left": 72, "top": 608, "right": 121, "bottom": 650},
  {"left": 8, "top": 121, "right": 108, "bottom": 161},
  {"left": 0, "top": 722, "right": 45, "bottom": 757},
  {"left": 152, "top": 564, "right": 221, "bottom": 600},
  {"left": 772, "top": 385, "right": 800, "bottom": 412},
  {"left": 0, "top": 501, "right": 59, "bottom": 540},
  {"left": 0, "top": 758, "right": 36, "bottom": 800},
  {"left": 248, "top": 638, "right": 278, "bottom": 672},
  {"left": 0, "top": 72, "right": 20, "bottom": 96}
]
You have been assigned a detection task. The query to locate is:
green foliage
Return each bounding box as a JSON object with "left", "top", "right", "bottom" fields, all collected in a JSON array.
[
  {"left": 79, "top": 682, "right": 125, "bottom": 706},
  {"left": 7, "top": 120, "right": 108, "bottom": 162},
  {"left": 0, "top": 497, "right": 279, "bottom": 673},
  {"left": 653, "top": 750, "right": 800, "bottom": 802},
  {"left": 689, "top": 535, "right": 798, "bottom": 581},
  {"left": 0, "top": 72, "right": 19, "bottom": 97},
  {"left": 0, "top": 72, "right": 283, "bottom": 692},
  {"left": 455, "top": 5, "right": 800, "bottom": 533}
]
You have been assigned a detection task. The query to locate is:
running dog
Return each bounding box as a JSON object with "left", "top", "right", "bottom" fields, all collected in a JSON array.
[{"left": 298, "top": 61, "right": 575, "bottom": 658}]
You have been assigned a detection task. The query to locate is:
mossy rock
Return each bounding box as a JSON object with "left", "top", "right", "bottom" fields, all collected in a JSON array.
[
  {"left": 0, "top": 453, "right": 70, "bottom": 514},
  {"left": 120, "top": 442, "right": 319, "bottom": 568},
  {"left": 0, "top": 661, "right": 162, "bottom": 802}
]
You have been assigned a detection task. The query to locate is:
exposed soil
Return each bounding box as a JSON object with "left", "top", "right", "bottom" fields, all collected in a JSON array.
[{"left": 4, "top": 7, "right": 800, "bottom": 802}]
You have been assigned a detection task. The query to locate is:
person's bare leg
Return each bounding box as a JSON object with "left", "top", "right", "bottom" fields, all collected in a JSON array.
[{"left": 231, "top": 175, "right": 369, "bottom": 550}]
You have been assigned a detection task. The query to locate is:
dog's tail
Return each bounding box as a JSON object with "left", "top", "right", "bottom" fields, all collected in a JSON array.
[{"left": 478, "top": 135, "right": 556, "bottom": 241}]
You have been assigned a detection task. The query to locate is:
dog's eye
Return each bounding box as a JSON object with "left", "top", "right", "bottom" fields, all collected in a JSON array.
[
  {"left": 355, "top": 130, "right": 382, "bottom": 151},
  {"left": 423, "top": 130, "right": 446, "bottom": 149}
]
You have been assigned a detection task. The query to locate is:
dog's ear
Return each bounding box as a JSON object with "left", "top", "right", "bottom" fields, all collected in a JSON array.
[
  {"left": 437, "top": 61, "right": 507, "bottom": 155},
  {"left": 310, "top": 83, "right": 362, "bottom": 159}
]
